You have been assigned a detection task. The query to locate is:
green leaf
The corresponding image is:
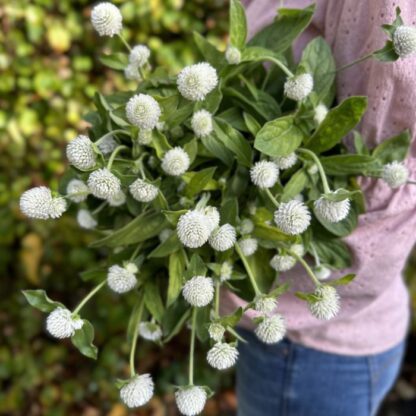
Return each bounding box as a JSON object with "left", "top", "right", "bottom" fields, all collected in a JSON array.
[
  {"left": 269, "top": 283, "right": 290, "bottom": 298},
  {"left": 315, "top": 202, "right": 358, "bottom": 238},
  {"left": 79, "top": 268, "right": 107, "bottom": 283},
  {"left": 148, "top": 232, "right": 180, "bottom": 258},
  {"left": 149, "top": 131, "right": 172, "bottom": 159},
  {"left": 185, "top": 167, "right": 217, "bottom": 198},
  {"left": 71, "top": 320, "right": 98, "bottom": 360},
  {"left": 320, "top": 154, "right": 379, "bottom": 176},
  {"left": 186, "top": 254, "right": 207, "bottom": 278},
  {"left": 305, "top": 96, "right": 368, "bottom": 153},
  {"left": 230, "top": 0, "right": 247, "bottom": 49},
  {"left": 313, "top": 238, "right": 352, "bottom": 269},
  {"left": 220, "top": 198, "right": 239, "bottom": 226},
  {"left": 254, "top": 115, "right": 305, "bottom": 157},
  {"left": 193, "top": 32, "right": 227, "bottom": 70},
  {"left": 162, "top": 209, "right": 187, "bottom": 226},
  {"left": 144, "top": 280, "right": 165, "bottom": 322},
  {"left": 353, "top": 131, "right": 369, "bottom": 155},
  {"left": 167, "top": 249, "right": 187, "bottom": 307},
  {"left": 295, "top": 292, "right": 319, "bottom": 302},
  {"left": 282, "top": 169, "right": 308, "bottom": 202},
  {"left": 372, "top": 130, "right": 411, "bottom": 163},
  {"left": 22, "top": 290, "right": 64, "bottom": 313},
  {"left": 195, "top": 306, "right": 211, "bottom": 342},
  {"left": 127, "top": 295, "right": 145, "bottom": 342},
  {"left": 240, "top": 46, "right": 286, "bottom": 64},
  {"left": 329, "top": 273, "right": 356, "bottom": 286},
  {"left": 219, "top": 307, "right": 243, "bottom": 327},
  {"left": 373, "top": 41, "right": 399, "bottom": 62},
  {"left": 195, "top": 87, "right": 223, "bottom": 114},
  {"left": 243, "top": 112, "right": 261, "bottom": 136},
  {"left": 253, "top": 222, "right": 295, "bottom": 243},
  {"left": 99, "top": 53, "right": 128, "bottom": 70},
  {"left": 201, "top": 134, "right": 235, "bottom": 166},
  {"left": 184, "top": 138, "right": 198, "bottom": 164}
]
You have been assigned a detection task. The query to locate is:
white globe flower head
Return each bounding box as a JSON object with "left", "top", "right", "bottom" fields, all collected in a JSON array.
[
  {"left": 162, "top": 147, "right": 190, "bottom": 176},
  {"left": 182, "top": 276, "right": 214, "bottom": 307},
  {"left": 393, "top": 25, "right": 416, "bottom": 58},
  {"left": 290, "top": 243, "right": 305, "bottom": 257},
  {"left": 87, "top": 168, "right": 121, "bottom": 199},
  {"left": 77, "top": 209, "right": 97, "bottom": 230},
  {"left": 126, "top": 94, "right": 161, "bottom": 130},
  {"left": 129, "top": 178, "right": 159, "bottom": 203},
  {"left": 284, "top": 73, "right": 314, "bottom": 101},
  {"left": 177, "top": 210, "right": 211, "bottom": 248},
  {"left": 270, "top": 254, "right": 296, "bottom": 272},
  {"left": 314, "top": 265, "right": 332, "bottom": 281},
  {"left": 137, "top": 129, "right": 152, "bottom": 145},
  {"left": 20, "top": 187, "right": 67, "bottom": 220},
  {"left": 208, "top": 323, "right": 225, "bottom": 342},
  {"left": 309, "top": 285, "right": 340, "bottom": 320},
  {"left": 124, "top": 63, "right": 141, "bottom": 81},
  {"left": 129, "top": 44, "right": 151, "bottom": 67},
  {"left": 46, "top": 307, "right": 84, "bottom": 339},
  {"left": 91, "top": 2, "right": 123, "bottom": 37},
  {"left": 255, "top": 315, "right": 286, "bottom": 344},
  {"left": 66, "top": 179, "right": 89, "bottom": 203},
  {"left": 254, "top": 296, "right": 277, "bottom": 315},
  {"left": 239, "top": 238, "right": 258, "bottom": 256},
  {"left": 225, "top": 45, "right": 241, "bottom": 65},
  {"left": 139, "top": 322, "right": 163, "bottom": 342},
  {"left": 107, "top": 263, "right": 138, "bottom": 294},
  {"left": 314, "top": 103, "right": 328, "bottom": 125},
  {"left": 239, "top": 218, "right": 254, "bottom": 235},
  {"left": 49, "top": 196, "right": 67, "bottom": 219},
  {"left": 203, "top": 206, "right": 220, "bottom": 233},
  {"left": 314, "top": 194, "right": 350, "bottom": 223},
  {"left": 66, "top": 135, "right": 96, "bottom": 171},
  {"left": 274, "top": 200, "right": 311, "bottom": 235},
  {"left": 191, "top": 110, "right": 213, "bottom": 138},
  {"left": 220, "top": 261, "right": 233, "bottom": 282},
  {"left": 207, "top": 342, "right": 239, "bottom": 370},
  {"left": 175, "top": 386, "right": 207, "bottom": 416},
  {"left": 107, "top": 190, "right": 126, "bottom": 207},
  {"left": 274, "top": 153, "right": 298, "bottom": 170},
  {"left": 177, "top": 62, "right": 218, "bottom": 101},
  {"left": 209, "top": 224, "right": 237, "bottom": 251},
  {"left": 381, "top": 161, "right": 409, "bottom": 188},
  {"left": 120, "top": 374, "right": 154, "bottom": 408},
  {"left": 159, "top": 228, "right": 173, "bottom": 243},
  {"left": 250, "top": 160, "right": 279, "bottom": 189}
]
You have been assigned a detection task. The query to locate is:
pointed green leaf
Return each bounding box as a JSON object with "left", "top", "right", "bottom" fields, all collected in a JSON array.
[
  {"left": 230, "top": 0, "right": 247, "bottom": 49},
  {"left": 372, "top": 130, "right": 411, "bottom": 163},
  {"left": 185, "top": 167, "right": 217, "bottom": 198},
  {"left": 329, "top": 273, "right": 356, "bottom": 286},
  {"left": 167, "top": 249, "right": 187, "bottom": 306},
  {"left": 144, "top": 280, "right": 165, "bottom": 322},
  {"left": 22, "top": 290, "right": 64, "bottom": 313},
  {"left": 71, "top": 320, "right": 98, "bottom": 360}
]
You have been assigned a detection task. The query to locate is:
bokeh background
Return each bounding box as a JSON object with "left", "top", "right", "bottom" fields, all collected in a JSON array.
[{"left": 0, "top": 1, "right": 415, "bottom": 415}]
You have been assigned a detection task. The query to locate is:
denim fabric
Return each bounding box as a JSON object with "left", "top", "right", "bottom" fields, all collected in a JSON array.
[{"left": 236, "top": 329, "right": 405, "bottom": 416}]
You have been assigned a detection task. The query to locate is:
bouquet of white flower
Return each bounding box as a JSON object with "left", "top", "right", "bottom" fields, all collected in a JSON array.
[{"left": 20, "top": 1, "right": 415, "bottom": 413}]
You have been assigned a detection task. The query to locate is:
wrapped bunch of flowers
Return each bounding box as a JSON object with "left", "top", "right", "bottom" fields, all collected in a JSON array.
[{"left": 21, "top": 1, "right": 415, "bottom": 414}]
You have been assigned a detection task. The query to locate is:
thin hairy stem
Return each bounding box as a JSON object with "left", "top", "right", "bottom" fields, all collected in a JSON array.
[
  {"left": 288, "top": 250, "right": 321, "bottom": 286},
  {"left": 215, "top": 280, "right": 220, "bottom": 318},
  {"left": 188, "top": 308, "right": 197, "bottom": 385},
  {"left": 117, "top": 33, "right": 131, "bottom": 52},
  {"left": 236, "top": 243, "right": 261, "bottom": 296},
  {"left": 72, "top": 280, "right": 106, "bottom": 315},
  {"left": 336, "top": 52, "right": 374, "bottom": 73},
  {"left": 264, "top": 188, "right": 280, "bottom": 208},
  {"left": 298, "top": 148, "right": 331, "bottom": 194},
  {"left": 95, "top": 129, "right": 130, "bottom": 146},
  {"left": 107, "top": 145, "right": 128, "bottom": 170},
  {"left": 129, "top": 294, "right": 145, "bottom": 377}
]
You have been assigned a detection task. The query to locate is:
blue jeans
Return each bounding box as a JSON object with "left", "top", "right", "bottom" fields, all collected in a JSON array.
[{"left": 236, "top": 329, "right": 405, "bottom": 416}]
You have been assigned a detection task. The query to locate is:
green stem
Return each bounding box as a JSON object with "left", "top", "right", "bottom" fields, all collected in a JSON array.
[
  {"left": 236, "top": 243, "right": 261, "bottom": 296},
  {"left": 310, "top": 243, "right": 321, "bottom": 267},
  {"left": 297, "top": 148, "right": 331, "bottom": 194},
  {"left": 335, "top": 52, "right": 374, "bottom": 73},
  {"left": 288, "top": 250, "right": 321, "bottom": 286},
  {"left": 188, "top": 308, "right": 197, "bottom": 386},
  {"left": 264, "top": 57, "right": 294, "bottom": 78},
  {"left": 92, "top": 201, "right": 107, "bottom": 215},
  {"left": 129, "top": 243, "right": 143, "bottom": 261},
  {"left": 138, "top": 66, "right": 146, "bottom": 81},
  {"left": 72, "top": 280, "right": 106, "bottom": 315},
  {"left": 95, "top": 129, "right": 130, "bottom": 146},
  {"left": 117, "top": 33, "right": 131, "bottom": 52},
  {"left": 226, "top": 326, "right": 248, "bottom": 344},
  {"left": 107, "top": 145, "right": 128, "bottom": 170},
  {"left": 264, "top": 188, "right": 280, "bottom": 208},
  {"left": 215, "top": 281, "right": 220, "bottom": 318},
  {"left": 129, "top": 294, "right": 145, "bottom": 377}
]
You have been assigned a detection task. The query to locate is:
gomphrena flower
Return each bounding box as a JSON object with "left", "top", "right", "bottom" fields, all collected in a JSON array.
[
  {"left": 208, "top": 323, "right": 225, "bottom": 342},
  {"left": 20, "top": 187, "right": 67, "bottom": 220},
  {"left": 120, "top": 374, "right": 154, "bottom": 408},
  {"left": 381, "top": 161, "right": 409, "bottom": 188},
  {"left": 225, "top": 45, "right": 241, "bottom": 65},
  {"left": 270, "top": 254, "right": 296, "bottom": 272},
  {"left": 139, "top": 322, "right": 163, "bottom": 342},
  {"left": 159, "top": 228, "right": 173, "bottom": 243},
  {"left": 129, "top": 44, "right": 151, "bottom": 67},
  {"left": 309, "top": 285, "right": 340, "bottom": 320},
  {"left": 255, "top": 315, "right": 286, "bottom": 344},
  {"left": 182, "top": 276, "right": 214, "bottom": 307},
  {"left": 129, "top": 178, "right": 159, "bottom": 202},
  {"left": 250, "top": 160, "right": 279, "bottom": 189},
  {"left": 126, "top": 94, "right": 161, "bottom": 130},
  {"left": 97, "top": 135, "right": 117, "bottom": 155},
  {"left": 77, "top": 209, "right": 97, "bottom": 230},
  {"left": 175, "top": 386, "right": 207, "bottom": 416},
  {"left": 314, "top": 103, "right": 328, "bottom": 125},
  {"left": 91, "top": 2, "right": 123, "bottom": 37},
  {"left": 66, "top": 135, "right": 96, "bottom": 171},
  {"left": 191, "top": 110, "right": 213, "bottom": 138},
  {"left": 203, "top": 206, "right": 220, "bottom": 233},
  {"left": 239, "top": 218, "right": 254, "bottom": 235},
  {"left": 107, "top": 190, "right": 126, "bottom": 207},
  {"left": 107, "top": 263, "right": 138, "bottom": 294},
  {"left": 137, "top": 129, "right": 152, "bottom": 145},
  {"left": 177, "top": 210, "right": 211, "bottom": 248},
  {"left": 274, "top": 153, "right": 297, "bottom": 170},
  {"left": 209, "top": 224, "right": 237, "bottom": 251},
  {"left": 124, "top": 64, "right": 141, "bottom": 81},
  {"left": 220, "top": 261, "right": 233, "bottom": 282},
  {"left": 314, "top": 194, "right": 350, "bottom": 223},
  {"left": 161, "top": 147, "right": 190, "bottom": 176},
  {"left": 177, "top": 62, "right": 218, "bottom": 101},
  {"left": 87, "top": 168, "right": 121, "bottom": 199},
  {"left": 274, "top": 200, "right": 311, "bottom": 235},
  {"left": 314, "top": 265, "right": 331, "bottom": 281},
  {"left": 284, "top": 73, "right": 314, "bottom": 101},
  {"left": 207, "top": 342, "right": 239, "bottom": 370},
  {"left": 238, "top": 238, "right": 258, "bottom": 256},
  {"left": 254, "top": 296, "right": 277, "bottom": 315},
  {"left": 66, "top": 179, "right": 89, "bottom": 203},
  {"left": 393, "top": 25, "right": 416, "bottom": 58},
  {"left": 46, "top": 307, "right": 83, "bottom": 339}
]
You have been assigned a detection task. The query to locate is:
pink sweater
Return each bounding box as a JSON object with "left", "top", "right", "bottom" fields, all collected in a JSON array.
[{"left": 222, "top": 0, "right": 416, "bottom": 356}]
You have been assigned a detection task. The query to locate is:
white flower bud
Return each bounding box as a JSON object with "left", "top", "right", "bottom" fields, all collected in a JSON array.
[
  {"left": 290, "top": 243, "right": 305, "bottom": 257},
  {"left": 250, "top": 160, "right": 279, "bottom": 189},
  {"left": 177, "top": 210, "right": 211, "bottom": 248},
  {"left": 139, "top": 322, "right": 162, "bottom": 342},
  {"left": 66, "top": 135, "right": 96, "bottom": 171},
  {"left": 254, "top": 297, "right": 277, "bottom": 315},
  {"left": 107, "top": 263, "right": 138, "bottom": 294},
  {"left": 203, "top": 206, "right": 220, "bottom": 233},
  {"left": 238, "top": 238, "right": 258, "bottom": 256},
  {"left": 107, "top": 190, "right": 126, "bottom": 207},
  {"left": 314, "top": 194, "right": 350, "bottom": 223},
  {"left": 129, "top": 178, "right": 158, "bottom": 203},
  {"left": 129, "top": 44, "right": 151, "bottom": 67},
  {"left": 159, "top": 228, "right": 173, "bottom": 243},
  {"left": 124, "top": 63, "right": 141, "bottom": 81},
  {"left": 393, "top": 26, "right": 416, "bottom": 58},
  {"left": 162, "top": 147, "right": 190, "bottom": 176},
  {"left": 270, "top": 254, "right": 296, "bottom": 272},
  {"left": 177, "top": 62, "right": 218, "bottom": 101},
  {"left": 225, "top": 45, "right": 241, "bottom": 65},
  {"left": 220, "top": 261, "right": 233, "bottom": 282},
  {"left": 273, "top": 153, "right": 297, "bottom": 170},
  {"left": 87, "top": 168, "right": 121, "bottom": 199},
  {"left": 120, "top": 374, "right": 154, "bottom": 408},
  {"left": 126, "top": 94, "right": 161, "bottom": 130},
  {"left": 309, "top": 285, "right": 340, "bottom": 320},
  {"left": 66, "top": 179, "right": 89, "bottom": 203},
  {"left": 77, "top": 209, "right": 97, "bottom": 230},
  {"left": 274, "top": 200, "right": 311, "bottom": 235},
  {"left": 314, "top": 103, "right": 328, "bottom": 125},
  {"left": 208, "top": 323, "right": 225, "bottom": 342},
  {"left": 314, "top": 265, "right": 331, "bottom": 281},
  {"left": 239, "top": 218, "right": 254, "bottom": 235},
  {"left": 175, "top": 386, "right": 207, "bottom": 416},
  {"left": 209, "top": 224, "right": 237, "bottom": 251},
  {"left": 191, "top": 110, "right": 213, "bottom": 138},
  {"left": 46, "top": 307, "right": 83, "bottom": 339},
  {"left": 20, "top": 187, "right": 67, "bottom": 220},
  {"left": 207, "top": 342, "right": 239, "bottom": 370},
  {"left": 381, "top": 161, "right": 409, "bottom": 188},
  {"left": 284, "top": 73, "right": 314, "bottom": 101},
  {"left": 182, "top": 276, "right": 214, "bottom": 307},
  {"left": 255, "top": 315, "right": 286, "bottom": 344},
  {"left": 137, "top": 129, "right": 152, "bottom": 145},
  {"left": 91, "top": 2, "right": 123, "bottom": 37}
]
